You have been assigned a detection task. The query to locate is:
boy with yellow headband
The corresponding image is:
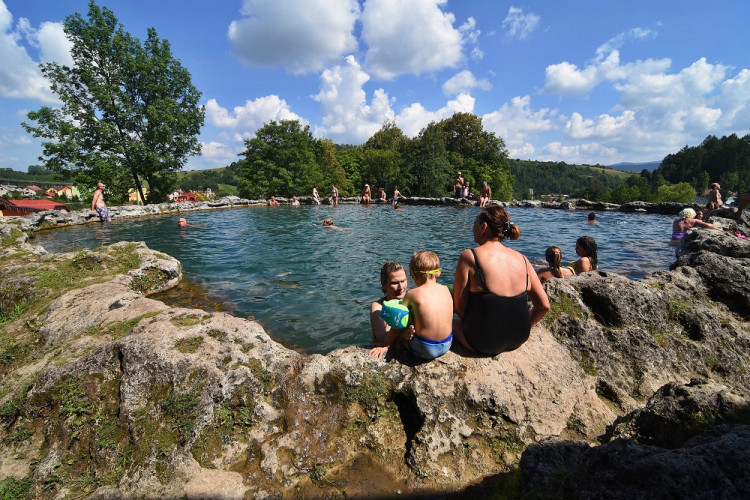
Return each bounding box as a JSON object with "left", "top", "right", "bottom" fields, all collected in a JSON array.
[{"left": 370, "top": 251, "right": 453, "bottom": 360}]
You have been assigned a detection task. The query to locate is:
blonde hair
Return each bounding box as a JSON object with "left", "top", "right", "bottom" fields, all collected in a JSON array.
[
  {"left": 410, "top": 251, "right": 440, "bottom": 280},
  {"left": 680, "top": 208, "right": 696, "bottom": 219}
]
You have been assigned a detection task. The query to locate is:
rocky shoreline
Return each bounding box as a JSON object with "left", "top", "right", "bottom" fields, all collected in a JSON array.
[
  {"left": 0, "top": 208, "right": 748, "bottom": 498},
  {"left": 2, "top": 195, "right": 723, "bottom": 234}
]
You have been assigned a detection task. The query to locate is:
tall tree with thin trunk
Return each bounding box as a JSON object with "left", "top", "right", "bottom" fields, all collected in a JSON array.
[{"left": 23, "top": 1, "right": 204, "bottom": 204}]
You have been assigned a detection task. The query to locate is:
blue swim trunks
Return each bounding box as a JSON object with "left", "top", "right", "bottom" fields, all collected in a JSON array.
[
  {"left": 95, "top": 206, "right": 111, "bottom": 222},
  {"left": 409, "top": 333, "right": 452, "bottom": 359}
]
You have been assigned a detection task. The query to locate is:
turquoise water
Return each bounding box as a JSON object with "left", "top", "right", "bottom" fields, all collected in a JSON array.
[{"left": 31, "top": 205, "right": 676, "bottom": 353}]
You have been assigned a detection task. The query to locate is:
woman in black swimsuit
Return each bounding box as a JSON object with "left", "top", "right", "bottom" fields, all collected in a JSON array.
[{"left": 452, "top": 206, "right": 550, "bottom": 355}]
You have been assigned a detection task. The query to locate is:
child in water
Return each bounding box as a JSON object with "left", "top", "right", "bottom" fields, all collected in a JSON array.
[
  {"left": 370, "top": 251, "right": 453, "bottom": 360},
  {"left": 537, "top": 246, "right": 576, "bottom": 282},
  {"left": 573, "top": 236, "right": 598, "bottom": 274}
]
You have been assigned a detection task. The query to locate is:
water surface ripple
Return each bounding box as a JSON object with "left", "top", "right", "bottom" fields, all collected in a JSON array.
[{"left": 32, "top": 205, "right": 676, "bottom": 353}]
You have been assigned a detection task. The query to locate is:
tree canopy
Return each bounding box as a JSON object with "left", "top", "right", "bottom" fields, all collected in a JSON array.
[
  {"left": 656, "top": 134, "right": 750, "bottom": 193},
  {"left": 237, "top": 113, "right": 514, "bottom": 201},
  {"left": 22, "top": 0, "right": 204, "bottom": 204}
]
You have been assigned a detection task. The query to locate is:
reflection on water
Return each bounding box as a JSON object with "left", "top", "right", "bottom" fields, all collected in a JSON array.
[{"left": 31, "top": 205, "right": 676, "bottom": 354}]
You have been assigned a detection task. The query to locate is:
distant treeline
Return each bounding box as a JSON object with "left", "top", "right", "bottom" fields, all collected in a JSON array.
[
  {"left": 0, "top": 166, "right": 71, "bottom": 185},
  {"left": 510, "top": 160, "right": 628, "bottom": 199},
  {"left": 656, "top": 134, "right": 750, "bottom": 193}
]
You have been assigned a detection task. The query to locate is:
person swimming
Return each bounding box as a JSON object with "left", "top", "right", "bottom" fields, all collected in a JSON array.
[
  {"left": 573, "top": 236, "right": 598, "bottom": 273},
  {"left": 537, "top": 246, "right": 575, "bottom": 282},
  {"left": 672, "top": 208, "right": 718, "bottom": 240}
]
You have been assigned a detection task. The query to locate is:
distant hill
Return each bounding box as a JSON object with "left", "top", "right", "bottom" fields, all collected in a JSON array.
[
  {"left": 509, "top": 159, "right": 634, "bottom": 198},
  {"left": 608, "top": 161, "right": 661, "bottom": 173}
]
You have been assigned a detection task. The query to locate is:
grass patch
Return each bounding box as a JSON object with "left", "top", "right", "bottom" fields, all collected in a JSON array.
[
  {"left": 162, "top": 391, "right": 200, "bottom": 444},
  {"left": 207, "top": 329, "right": 227, "bottom": 341},
  {"left": 647, "top": 326, "right": 670, "bottom": 348},
  {"left": 0, "top": 476, "right": 32, "bottom": 499},
  {"left": 344, "top": 373, "right": 391, "bottom": 420},
  {"left": 667, "top": 298, "right": 691, "bottom": 323},
  {"left": 170, "top": 314, "right": 210, "bottom": 327},
  {"left": 130, "top": 268, "right": 171, "bottom": 294},
  {"left": 578, "top": 353, "right": 598, "bottom": 376},
  {"left": 174, "top": 336, "right": 204, "bottom": 353},
  {"left": 1, "top": 227, "right": 24, "bottom": 248},
  {"left": 88, "top": 311, "right": 162, "bottom": 340},
  {"left": 247, "top": 359, "right": 274, "bottom": 392},
  {"left": 544, "top": 293, "right": 584, "bottom": 326}
]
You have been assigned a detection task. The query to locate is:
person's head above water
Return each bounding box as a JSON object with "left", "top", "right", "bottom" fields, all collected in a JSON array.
[
  {"left": 680, "top": 207, "right": 697, "bottom": 219},
  {"left": 322, "top": 218, "right": 334, "bottom": 227},
  {"left": 474, "top": 206, "right": 521, "bottom": 241},
  {"left": 380, "top": 260, "right": 407, "bottom": 299},
  {"left": 178, "top": 218, "right": 188, "bottom": 227},
  {"left": 409, "top": 251, "right": 441, "bottom": 284},
  {"left": 588, "top": 212, "right": 596, "bottom": 221},
  {"left": 576, "top": 235, "right": 598, "bottom": 269}
]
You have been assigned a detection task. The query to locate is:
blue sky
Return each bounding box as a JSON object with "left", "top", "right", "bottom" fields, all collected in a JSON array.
[{"left": 1, "top": 0, "right": 749, "bottom": 172}]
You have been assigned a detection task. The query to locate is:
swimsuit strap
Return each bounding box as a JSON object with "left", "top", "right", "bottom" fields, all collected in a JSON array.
[
  {"left": 469, "top": 248, "right": 488, "bottom": 292},
  {"left": 524, "top": 255, "right": 529, "bottom": 291}
]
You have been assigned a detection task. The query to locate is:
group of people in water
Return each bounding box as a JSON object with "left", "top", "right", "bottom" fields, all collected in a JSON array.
[{"left": 369, "top": 206, "right": 605, "bottom": 362}]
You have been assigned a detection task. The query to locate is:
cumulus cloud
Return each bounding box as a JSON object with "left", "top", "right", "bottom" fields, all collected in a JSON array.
[
  {"left": 502, "top": 6, "right": 539, "bottom": 40},
  {"left": 0, "top": 2, "right": 68, "bottom": 103},
  {"left": 716, "top": 68, "right": 750, "bottom": 129},
  {"left": 543, "top": 27, "right": 655, "bottom": 95},
  {"left": 228, "top": 0, "right": 359, "bottom": 74},
  {"left": 396, "top": 93, "right": 475, "bottom": 138},
  {"left": 205, "top": 95, "right": 303, "bottom": 141},
  {"left": 482, "top": 96, "right": 555, "bottom": 152},
  {"left": 312, "top": 55, "right": 395, "bottom": 144},
  {"left": 540, "top": 141, "right": 619, "bottom": 164},
  {"left": 442, "top": 70, "right": 491, "bottom": 95},
  {"left": 199, "top": 140, "right": 239, "bottom": 165},
  {"left": 362, "top": 0, "right": 464, "bottom": 79}
]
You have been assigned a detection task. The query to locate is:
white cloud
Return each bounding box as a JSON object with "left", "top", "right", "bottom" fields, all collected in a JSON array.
[
  {"left": 0, "top": 3, "right": 65, "bottom": 103},
  {"left": 715, "top": 68, "right": 750, "bottom": 130},
  {"left": 312, "top": 55, "right": 395, "bottom": 143},
  {"left": 564, "top": 110, "right": 637, "bottom": 140},
  {"left": 502, "top": 6, "right": 539, "bottom": 40},
  {"left": 1, "top": 132, "right": 31, "bottom": 145},
  {"left": 543, "top": 27, "right": 655, "bottom": 95},
  {"left": 540, "top": 141, "right": 619, "bottom": 164},
  {"left": 362, "top": 0, "right": 464, "bottom": 79},
  {"left": 199, "top": 140, "right": 239, "bottom": 165},
  {"left": 442, "top": 70, "right": 491, "bottom": 95},
  {"left": 482, "top": 96, "right": 555, "bottom": 149},
  {"left": 228, "top": 0, "right": 359, "bottom": 74},
  {"left": 205, "top": 95, "right": 303, "bottom": 140},
  {"left": 396, "top": 93, "right": 475, "bottom": 138},
  {"left": 29, "top": 21, "right": 72, "bottom": 65},
  {"left": 459, "top": 16, "right": 482, "bottom": 60},
  {"left": 543, "top": 50, "right": 620, "bottom": 95}
]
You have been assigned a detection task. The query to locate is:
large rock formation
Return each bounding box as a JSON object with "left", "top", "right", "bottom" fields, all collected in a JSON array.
[{"left": 0, "top": 210, "right": 748, "bottom": 498}]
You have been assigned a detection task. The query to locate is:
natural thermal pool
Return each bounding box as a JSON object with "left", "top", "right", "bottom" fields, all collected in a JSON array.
[{"left": 32, "top": 205, "right": 677, "bottom": 353}]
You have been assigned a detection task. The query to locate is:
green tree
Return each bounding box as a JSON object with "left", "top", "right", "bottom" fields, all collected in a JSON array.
[
  {"left": 316, "top": 139, "right": 348, "bottom": 195},
  {"left": 237, "top": 120, "right": 320, "bottom": 199},
  {"left": 656, "top": 182, "right": 695, "bottom": 203},
  {"left": 23, "top": 1, "right": 204, "bottom": 204},
  {"left": 438, "top": 112, "right": 513, "bottom": 200},
  {"left": 408, "top": 122, "right": 451, "bottom": 197}
]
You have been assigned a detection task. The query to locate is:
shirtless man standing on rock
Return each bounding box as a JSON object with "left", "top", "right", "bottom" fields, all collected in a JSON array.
[{"left": 91, "top": 182, "right": 111, "bottom": 222}]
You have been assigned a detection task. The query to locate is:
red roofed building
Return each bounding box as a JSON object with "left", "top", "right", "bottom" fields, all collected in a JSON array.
[
  {"left": 26, "top": 185, "right": 43, "bottom": 193},
  {"left": 0, "top": 197, "right": 70, "bottom": 216}
]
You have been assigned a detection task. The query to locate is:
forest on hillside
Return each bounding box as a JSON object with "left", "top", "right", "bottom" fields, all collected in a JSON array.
[{"left": 656, "top": 134, "right": 750, "bottom": 193}]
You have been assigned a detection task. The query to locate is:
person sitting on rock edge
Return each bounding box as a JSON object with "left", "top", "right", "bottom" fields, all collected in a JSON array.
[
  {"left": 370, "top": 261, "right": 408, "bottom": 346},
  {"left": 370, "top": 251, "right": 453, "bottom": 360}
]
